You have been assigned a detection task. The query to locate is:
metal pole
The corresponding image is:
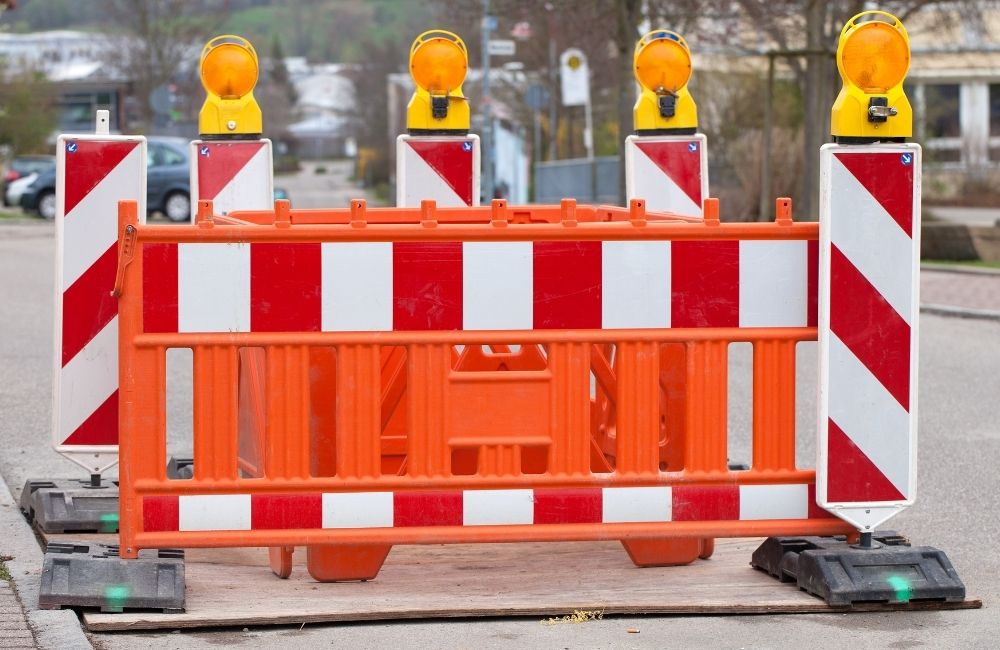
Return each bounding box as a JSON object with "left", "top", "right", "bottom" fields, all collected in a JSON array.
[
  {"left": 546, "top": 7, "right": 558, "bottom": 161},
  {"left": 759, "top": 54, "right": 775, "bottom": 222},
  {"left": 481, "top": 0, "right": 495, "bottom": 201},
  {"left": 584, "top": 86, "right": 596, "bottom": 202}
]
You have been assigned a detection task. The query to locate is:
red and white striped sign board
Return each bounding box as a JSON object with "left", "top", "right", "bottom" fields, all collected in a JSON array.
[
  {"left": 141, "top": 483, "right": 834, "bottom": 533},
  {"left": 54, "top": 134, "right": 146, "bottom": 473},
  {"left": 817, "top": 143, "right": 921, "bottom": 532},
  {"left": 140, "top": 238, "right": 816, "bottom": 333},
  {"left": 396, "top": 135, "right": 480, "bottom": 207},
  {"left": 625, "top": 134, "right": 708, "bottom": 218},
  {"left": 190, "top": 139, "right": 274, "bottom": 217}
]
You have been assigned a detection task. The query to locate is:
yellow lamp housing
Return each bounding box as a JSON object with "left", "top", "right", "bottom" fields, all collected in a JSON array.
[
  {"left": 198, "top": 35, "right": 263, "bottom": 138},
  {"left": 831, "top": 11, "right": 912, "bottom": 142},
  {"left": 633, "top": 30, "right": 697, "bottom": 134},
  {"left": 407, "top": 30, "right": 470, "bottom": 133}
]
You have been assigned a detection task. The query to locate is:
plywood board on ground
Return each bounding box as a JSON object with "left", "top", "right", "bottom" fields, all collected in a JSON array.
[{"left": 74, "top": 538, "right": 980, "bottom": 631}]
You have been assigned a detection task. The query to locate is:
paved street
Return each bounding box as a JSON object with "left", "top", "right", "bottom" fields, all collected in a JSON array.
[{"left": 0, "top": 213, "right": 998, "bottom": 647}]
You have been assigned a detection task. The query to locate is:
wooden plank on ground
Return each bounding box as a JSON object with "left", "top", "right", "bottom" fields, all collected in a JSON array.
[{"left": 78, "top": 539, "right": 981, "bottom": 631}]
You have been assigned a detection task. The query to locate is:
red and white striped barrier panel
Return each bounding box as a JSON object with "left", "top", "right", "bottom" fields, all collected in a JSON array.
[
  {"left": 625, "top": 134, "right": 708, "bottom": 218},
  {"left": 142, "top": 484, "right": 834, "bottom": 532},
  {"left": 140, "top": 238, "right": 816, "bottom": 333},
  {"left": 396, "top": 135, "right": 480, "bottom": 207},
  {"left": 817, "top": 143, "right": 921, "bottom": 532},
  {"left": 191, "top": 139, "right": 274, "bottom": 217},
  {"left": 54, "top": 135, "right": 146, "bottom": 473}
]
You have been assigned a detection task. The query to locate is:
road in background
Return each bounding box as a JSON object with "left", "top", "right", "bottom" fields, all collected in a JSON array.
[{"left": 1, "top": 218, "right": 998, "bottom": 648}]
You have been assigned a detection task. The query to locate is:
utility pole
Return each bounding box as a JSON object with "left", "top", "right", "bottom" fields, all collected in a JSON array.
[{"left": 481, "top": 0, "right": 495, "bottom": 200}]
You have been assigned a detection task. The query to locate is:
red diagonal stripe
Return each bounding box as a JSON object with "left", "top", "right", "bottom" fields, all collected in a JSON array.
[
  {"left": 64, "top": 140, "right": 139, "bottom": 216},
  {"left": 635, "top": 140, "right": 702, "bottom": 209},
  {"left": 807, "top": 239, "right": 819, "bottom": 328},
  {"left": 196, "top": 142, "right": 265, "bottom": 201},
  {"left": 407, "top": 140, "right": 474, "bottom": 205},
  {"left": 834, "top": 152, "right": 913, "bottom": 237},
  {"left": 830, "top": 245, "right": 911, "bottom": 410},
  {"left": 60, "top": 389, "right": 118, "bottom": 446},
  {"left": 827, "top": 418, "right": 905, "bottom": 503},
  {"left": 62, "top": 242, "right": 118, "bottom": 366}
]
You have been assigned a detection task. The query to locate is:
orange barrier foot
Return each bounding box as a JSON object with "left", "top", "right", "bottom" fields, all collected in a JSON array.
[
  {"left": 306, "top": 544, "right": 392, "bottom": 582},
  {"left": 620, "top": 538, "right": 713, "bottom": 567},
  {"left": 269, "top": 546, "right": 295, "bottom": 578}
]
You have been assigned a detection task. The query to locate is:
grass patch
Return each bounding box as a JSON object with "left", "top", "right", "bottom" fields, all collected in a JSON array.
[
  {"left": 0, "top": 208, "right": 28, "bottom": 220},
  {"left": 0, "top": 558, "right": 12, "bottom": 582},
  {"left": 923, "top": 259, "right": 1000, "bottom": 270}
]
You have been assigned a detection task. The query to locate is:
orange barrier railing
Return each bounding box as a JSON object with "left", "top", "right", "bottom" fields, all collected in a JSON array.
[{"left": 115, "top": 197, "right": 851, "bottom": 581}]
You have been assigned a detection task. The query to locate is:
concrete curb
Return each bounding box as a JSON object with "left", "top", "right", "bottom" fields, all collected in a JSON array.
[
  {"left": 921, "top": 263, "right": 1000, "bottom": 277},
  {"left": 921, "top": 303, "right": 1000, "bottom": 322},
  {"left": 0, "top": 479, "right": 92, "bottom": 649}
]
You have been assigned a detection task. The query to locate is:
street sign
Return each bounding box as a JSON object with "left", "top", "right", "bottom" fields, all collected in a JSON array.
[
  {"left": 489, "top": 39, "right": 516, "bottom": 56},
  {"left": 560, "top": 48, "right": 590, "bottom": 107},
  {"left": 525, "top": 83, "right": 549, "bottom": 112}
]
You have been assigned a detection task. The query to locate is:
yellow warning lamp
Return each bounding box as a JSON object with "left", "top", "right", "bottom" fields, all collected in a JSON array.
[
  {"left": 633, "top": 30, "right": 697, "bottom": 133},
  {"left": 831, "top": 11, "right": 912, "bottom": 142},
  {"left": 407, "top": 30, "right": 470, "bottom": 133},
  {"left": 198, "top": 35, "right": 263, "bottom": 138}
]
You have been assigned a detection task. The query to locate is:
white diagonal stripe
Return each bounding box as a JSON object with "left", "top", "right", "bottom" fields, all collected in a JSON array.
[
  {"left": 322, "top": 492, "right": 394, "bottom": 528},
  {"left": 202, "top": 142, "right": 273, "bottom": 215},
  {"left": 463, "top": 489, "right": 534, "bottom": 526},
  {"left": 179, "top": 494, "right": 251, "bottom": 531},
  {"left": 602, "top": 487, "right": 671, "bottom": 523},
  {"left": 463, "top": 242, "right": 533, "bottom": 330},
  {"left": 398, "top": 141, "right": 467, "bottom": 207},
  {"left": 739, "top": 484, "right": 808, "bottom": 520},
  {"left": 627, "top": 139, "right": 702, "bottom": 217},
  {"left": 739, "top": 240, "right": 808, "bottom": 327},
  {"left": 828, "top": 333, "right": 910, "bottom": 496},
  {"left": 178, "top": 243, "right": 251, "bottom": 332},
  {"left": 601, "top": 240, "right": 671, "bottom": 328},
  {"left": 58, "top": 317, "right": 118, "bottom": 438},
  {"left": 322, "top": 242, "right": 393, "bottom": 331},
  {"left": 830, "top": 156, "right": 913, "bottom": 323},
  {"left": 62, "top": 145, "right": 144, "bottom": 289}
]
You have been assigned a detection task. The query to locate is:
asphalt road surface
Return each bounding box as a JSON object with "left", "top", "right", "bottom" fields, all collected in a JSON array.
[{"left": 0, "top": 217, "right": 998, "bottom": 649}]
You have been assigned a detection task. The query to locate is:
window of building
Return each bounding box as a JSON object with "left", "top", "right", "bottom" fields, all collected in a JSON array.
[
  {"left": 923, "top": 84, "right": 961, "bottom": 139},
  {"left": 990, "top": 84, "right": 1000, "bottom": 136}
]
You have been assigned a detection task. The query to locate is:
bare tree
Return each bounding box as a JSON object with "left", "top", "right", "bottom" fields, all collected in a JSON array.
[{"left": 102, "top": 0, "right": 231, "bottom": 131}]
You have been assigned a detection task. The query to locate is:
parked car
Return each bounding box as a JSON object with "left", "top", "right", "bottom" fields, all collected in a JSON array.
[
  {"left": 2, "top": 155, "right": 55, "bottom": 206},
  {"left": 20, "top": 137, "right": 191, "bottom": 222}
]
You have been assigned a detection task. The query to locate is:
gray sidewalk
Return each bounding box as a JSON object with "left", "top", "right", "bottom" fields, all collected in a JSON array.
[
  {"left": 0, "top": 581, "right": 35, "bottom": 649},
  {"left": 921, "top": 265, "right": 1000, "bottom": 318}
]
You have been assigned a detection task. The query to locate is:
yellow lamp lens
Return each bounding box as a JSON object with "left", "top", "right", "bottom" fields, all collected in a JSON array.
[
  {"left": 411, "top": 37, "right": 467, "bottom": 94},
  {"left": 202, "top": 43, "right": 258, "bottom": 99},
  {"left": 635, "top": 38, "right": 691, "bottom": 93},
  {"left": 841, "top": 21, "right": 909, "bottom": 93}
]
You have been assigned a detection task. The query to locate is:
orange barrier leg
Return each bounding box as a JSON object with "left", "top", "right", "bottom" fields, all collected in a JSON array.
[
  {"left": 307, "top": 545, "right": 392, "bottom": 582},
  {"left": 622, "top": 538, "right": 709, "bottom": 567},
  {"left": 269, "top": 546, "right": 295, "bottom": 579},
  {"left": 615, "top": 341, "right": 706, "bottom": 566}
]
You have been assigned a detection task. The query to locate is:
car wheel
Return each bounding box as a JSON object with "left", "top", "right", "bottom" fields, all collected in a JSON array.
[
  {"left": 37, "top": 191, "right": 56, "bottom": 220},
  {"left": 163, "top": 191, "right": 191, "bottom": 223}
]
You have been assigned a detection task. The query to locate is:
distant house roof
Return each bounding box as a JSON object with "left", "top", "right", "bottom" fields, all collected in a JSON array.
[{"left": 0, "top": 30, "right": 122, "bottom": 82}]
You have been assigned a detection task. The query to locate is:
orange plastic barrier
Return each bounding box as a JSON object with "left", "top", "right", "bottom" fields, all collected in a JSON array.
[{"left": 115, "top": 197, "right": 851, "bottom": 581}]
